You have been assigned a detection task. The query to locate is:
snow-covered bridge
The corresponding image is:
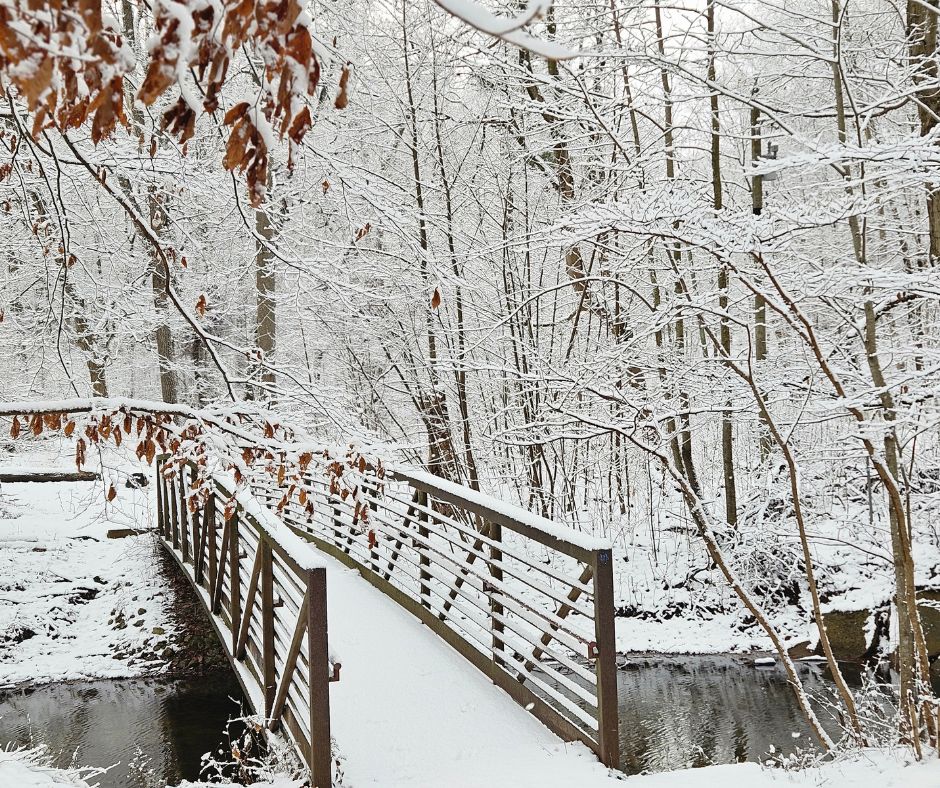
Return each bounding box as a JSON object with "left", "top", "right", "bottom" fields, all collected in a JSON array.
[{"left": 156, "top": 457, "right": 622, "bottom": 787}]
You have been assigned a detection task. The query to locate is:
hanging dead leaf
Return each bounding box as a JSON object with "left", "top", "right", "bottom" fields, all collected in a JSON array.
[
  {"left": 10, "top": 416, "right": 19, "bottom": 439},
  {"left": 335, "top": 64, "right": 351, "bottom": 109},
  {"left": 431, "top": 288, "right": 441, "bottom": 309},
  {"left": 64, "top": 420, "right": 75, "bottom": 437},
  {"left": 107, "top": 485, "right": 117, "bottom": 502}
]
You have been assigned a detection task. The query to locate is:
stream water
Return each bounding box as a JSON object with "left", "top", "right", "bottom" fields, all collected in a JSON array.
[
  {"left": 0, "top": 674, "right": 247, "bottom": 787},
  {"left": 0, "top": 656, "right": 923, "bottom": 784},
  {"left": 610, "top": 655, "right": 883, "bottom": 773}
]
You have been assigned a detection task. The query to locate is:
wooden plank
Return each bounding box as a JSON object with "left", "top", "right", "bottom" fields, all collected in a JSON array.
[{"left": 592, "top": 548, "right": 620, "bottom": 769}]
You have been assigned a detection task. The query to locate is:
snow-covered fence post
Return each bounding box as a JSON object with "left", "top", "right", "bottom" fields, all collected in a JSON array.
[{"left": 592, "top": 548, "right": 619, "bottom": 769}]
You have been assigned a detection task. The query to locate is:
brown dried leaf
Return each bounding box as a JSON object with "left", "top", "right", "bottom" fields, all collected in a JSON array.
[{"left": 335, "top": 64, "right": 350, "bottom": 109}]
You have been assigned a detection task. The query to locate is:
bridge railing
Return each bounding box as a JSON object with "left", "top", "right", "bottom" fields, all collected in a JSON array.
[
  {"left": 250, "top": 464, "right": 620, "bottom": 768},
  {"left": 155, "top": 457, "right": 334, "bottom": 788}
]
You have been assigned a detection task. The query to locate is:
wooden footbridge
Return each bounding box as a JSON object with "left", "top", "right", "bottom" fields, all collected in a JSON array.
[{"left": 155, "top": 457, "right": 620, "bottom": 787}]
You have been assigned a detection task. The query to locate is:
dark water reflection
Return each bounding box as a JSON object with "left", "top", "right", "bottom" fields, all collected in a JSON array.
[
  {"left": 0, "top": 675, "right": 247, "bottom": 787},
  {"left": 540, "top": 655, "right": 913, "bottom": 775},
  {"left": 614, "top": 656, "right": 857, "bottom": 774}
]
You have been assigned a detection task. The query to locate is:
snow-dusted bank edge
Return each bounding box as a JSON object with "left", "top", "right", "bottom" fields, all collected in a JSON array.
[
  {"left": 2, "top": 746, "right": 937, "bottom": 788},
  {"left": 0, "top": 473, "right": 181, "bottom": 689}
]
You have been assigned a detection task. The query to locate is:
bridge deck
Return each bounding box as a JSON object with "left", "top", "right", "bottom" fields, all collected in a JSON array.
[{"left": 322, "top": 546, "right": 622, "bottom": 787}]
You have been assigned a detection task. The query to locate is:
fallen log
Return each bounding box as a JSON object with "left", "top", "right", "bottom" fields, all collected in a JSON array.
[{"left": 0, "top": 470, "right": 101, "bottom": 483}]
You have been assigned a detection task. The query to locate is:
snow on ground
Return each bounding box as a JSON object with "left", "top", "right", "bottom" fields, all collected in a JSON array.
[
  {"left": 0, "top": 440, "right": 175, "bottom": 688},
  {"left": 0, "top": 747, "right": 102, "bottom": 787},
  {"left": 1, "top": 746, "right": 937, "bottom": 788}
]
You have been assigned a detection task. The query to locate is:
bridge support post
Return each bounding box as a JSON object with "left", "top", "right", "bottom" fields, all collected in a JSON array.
[
  {"left": 592, "top": 548, "right": 620, "bottom": 770},
  {"left": 417, "top": 491, "right": 431, "bottom": 609},
  {"left": 206, "top": 495, "right": 218, "bottom": 602},
  {"left": 170, "top": 475, "right": 180, "bottom": 550},
  {"left": 488, "top": 520, "right": 505, "bottom": 666},
  {"left": 229, "top": 511, "right": 241, "bottom": 653},
  {"left": 261, "top": 539, "right": 276, "bottom": 718},
  {"left": 155, "top": 460, "right": 166, "bottom": 538},
  {"left": 307, "top": 566, "right": 332, "bottom": 788},
  {"left": 179, "top": 466, "right": 190, "bottom": 562}
]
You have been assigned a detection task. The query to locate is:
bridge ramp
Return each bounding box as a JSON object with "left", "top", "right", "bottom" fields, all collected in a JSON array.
[{"left": 323, "top": 551, "right": 623, "bottom": 787}]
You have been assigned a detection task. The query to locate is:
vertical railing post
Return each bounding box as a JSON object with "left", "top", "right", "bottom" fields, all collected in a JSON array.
[
  {"left": 179, "top": 466, "right": 190, "bottom": 563},
  {"left": 155, "top": 459, "right": 165, "bottom": 540},
  {"left": 368, "top": 497, "right": 379, "bottom": 573},
  {"left": 192, "top": 498, "right": 203, "bottom": 583},
  {"left": 229, "top": 510, "right": 241, "bottom": 652},
  {"left": 488, "top": 519, "right": 505, "bottom": 667},
  {"left": 206, "top": 494, "right": 218, "bottom": 595},
  {"left": 306, "top": 566, "right": 332, "bottom": 788},
  {"left": 417, "top": 490, "right": 431, "bottom": 609},
  {"left": 332, "top": 496, "right": 347, "bottom": 554},
  {"left": 261, "top": 538, "right": 276, "bottom": 718},
  {"left": 592, "top": 548, "right": 619, "bottom": 769},
  {"left": 170, "top": 475, "right": 180, "bottom": 551}
]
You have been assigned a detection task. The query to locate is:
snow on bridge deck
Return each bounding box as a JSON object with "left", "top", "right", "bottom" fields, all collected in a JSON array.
[{"left": 321, "top": 546, "right": 623, "bottom": 787}]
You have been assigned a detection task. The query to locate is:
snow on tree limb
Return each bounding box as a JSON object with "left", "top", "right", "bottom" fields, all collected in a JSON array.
[{"left": 430, "top": 0, "right": 574, "bottom": 59}]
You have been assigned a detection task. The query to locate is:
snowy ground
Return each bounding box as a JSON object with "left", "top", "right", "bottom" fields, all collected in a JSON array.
[
  {"left": 0, "top": 440, "right": 176, "bottom": 688},
  {"left": 2, "top": 746, "right": 937, "bottom": 788}
]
